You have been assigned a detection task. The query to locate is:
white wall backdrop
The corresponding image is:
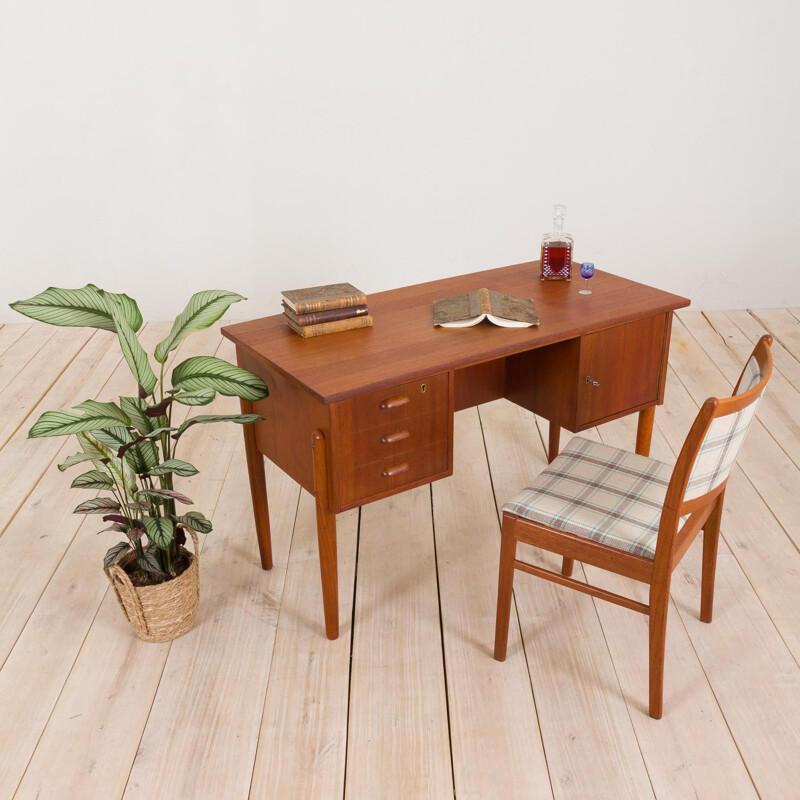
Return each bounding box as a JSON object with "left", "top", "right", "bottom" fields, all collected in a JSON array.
[{"left": 2, "top": 0, "right": 799, "bottom": 322}]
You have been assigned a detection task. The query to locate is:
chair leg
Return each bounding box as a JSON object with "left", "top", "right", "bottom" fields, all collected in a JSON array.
[
  {"left": 648, "top": 576, "right": 672, "bottom": 719},
  {"left": 561, "top": 557, "right": 574, "bottom": 577},
  {"left": 494, "top": 517, "right": 518, "bottom": 662},
  {"left": 701, "top": 492, "right": 724, "bottom": 624}
]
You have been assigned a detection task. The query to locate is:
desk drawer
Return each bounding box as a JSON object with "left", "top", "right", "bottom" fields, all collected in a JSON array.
[
  {"left": 340, "top": 372, "right": 449, "bottom": 431},
  {"left": 348, "top": 411, "right": 447, "bottom": 464},
  {"left": 336, "top": 442, "right": 450, "bottom": 510}
]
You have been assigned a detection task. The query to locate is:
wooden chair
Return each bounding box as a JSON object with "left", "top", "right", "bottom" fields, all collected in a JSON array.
[{"left": 493, "top": 335, "right": 773, "bottom": 718}]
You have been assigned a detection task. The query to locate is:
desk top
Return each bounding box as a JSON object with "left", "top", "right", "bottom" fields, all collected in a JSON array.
[{"left": 222, "top": 261, "right": 690, "bottom": 403}]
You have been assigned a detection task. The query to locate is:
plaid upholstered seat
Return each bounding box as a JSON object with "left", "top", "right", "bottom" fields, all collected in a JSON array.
[{"left": 502, "top": 436, "right": 673, "bottom": 559}]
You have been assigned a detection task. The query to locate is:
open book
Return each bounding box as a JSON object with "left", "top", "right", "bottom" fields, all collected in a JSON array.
[{"left": 433, "top": 288, "right": 539, "bottom": 328}]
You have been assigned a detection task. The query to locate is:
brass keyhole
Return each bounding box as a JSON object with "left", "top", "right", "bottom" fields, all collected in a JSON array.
[{"left": 421, "top": 383, "right": 427, "bottom": 393}]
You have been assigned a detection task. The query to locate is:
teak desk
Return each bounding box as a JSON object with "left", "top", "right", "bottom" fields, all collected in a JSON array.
[{"left": 222, "top": 261, "right": 690, "bottom": 639}]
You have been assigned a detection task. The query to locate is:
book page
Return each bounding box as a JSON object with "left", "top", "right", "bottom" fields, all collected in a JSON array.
[{"left": 485, "top": 314, "right": 534, "bottom": 328}]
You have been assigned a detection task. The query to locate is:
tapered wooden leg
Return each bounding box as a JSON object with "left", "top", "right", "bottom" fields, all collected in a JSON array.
[
  {"left": 312, "top": 430, "right": 339, "bottom": 640},
  {"left": 548, "top": 422, "right": 560, "bottom": 463},
  {"left": 648, "top": 576, "right": 672, "bottom": 719},
  {"left": 561, "top": 557, "right": 574, "bottom": 577},
  {"left": 241, "top": 399, "right": 272, "bottom": 570},
  {"left": 701, "top": 492, "right": 725, "bottom": 623},
  {"left": 636, "top": 406, "right": 656, "bottom": 457},
  {"left": 494, "top": 517, "right": 518, "bottom": 661}
]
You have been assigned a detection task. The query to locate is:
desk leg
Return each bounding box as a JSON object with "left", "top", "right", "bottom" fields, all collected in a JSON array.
[
  {"left": 241, "top": 399, "right": 273, "bottom": 570},
  {"left": 548, "top": 422, "right": 560, "bottom": 463},
  {"left": 636, "top": 406, "right": 656, "bottom": 457},
  {"left": 312, "top": 430, "right": 339, "bottom": 640}
]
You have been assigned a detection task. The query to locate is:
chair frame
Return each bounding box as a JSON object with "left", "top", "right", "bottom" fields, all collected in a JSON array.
[{"left": 493, "top": 335, "right": 773, "bottom": 718}]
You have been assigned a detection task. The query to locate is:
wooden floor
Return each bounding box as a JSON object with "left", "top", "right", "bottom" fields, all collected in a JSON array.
[{"left": 1, "top": 310, "right": 799, "bottom": 800}]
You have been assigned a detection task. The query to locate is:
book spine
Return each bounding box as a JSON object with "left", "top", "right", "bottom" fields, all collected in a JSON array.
[
  {"left": 291, "top": 293, "right": 367, "bottom": 315},
  {"left": 283, "top": 303, "right": 369, "bottom": 326},
  {"left": 287, "top": 314, "right": 373, "bottom": 338}
]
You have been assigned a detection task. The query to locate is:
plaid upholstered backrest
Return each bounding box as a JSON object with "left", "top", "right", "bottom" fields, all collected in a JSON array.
[
  {"left": 683, "top": 342, "right": 771, "bottom": 503},
  {"left": 734, "top": 356, "right": 762, "bottom": 396},
  {"left": 683, "top": 396, "right": 763, "bottom": 501}
]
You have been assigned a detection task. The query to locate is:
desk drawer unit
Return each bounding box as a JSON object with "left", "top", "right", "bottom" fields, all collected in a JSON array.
[{"left": 330, "top": 372, "right": 453, "bottom": 510}]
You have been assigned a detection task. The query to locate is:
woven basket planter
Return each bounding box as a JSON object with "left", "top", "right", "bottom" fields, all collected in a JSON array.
[{"left": 105, "top": 528, "right": 200, "bottom": 643}]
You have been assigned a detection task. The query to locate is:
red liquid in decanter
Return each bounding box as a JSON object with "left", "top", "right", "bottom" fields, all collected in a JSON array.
[{"left": 540, "top": 241, "right": 572, "bottom": 280}]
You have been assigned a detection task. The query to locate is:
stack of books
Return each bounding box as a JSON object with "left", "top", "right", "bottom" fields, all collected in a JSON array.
[{"left": 281, "top": 282, "right": 373, "bottom": 338}]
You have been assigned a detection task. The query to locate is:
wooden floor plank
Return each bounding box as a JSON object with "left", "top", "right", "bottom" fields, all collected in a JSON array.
[
  {"left": 670, "top": 538, "right": 800, "bottom": 799},
  {"left": 432, "top": 408, "right": 553, "bottom": 800},
  {"left": 724, "top": 309, "right": 800, "bottom": 393},
  {"left": 0, "top": 479, "right": 113, "bottom": 798},
  {"left": 682, "top": 311, "right": 800, "bottom": 470},
  {"left": 0, "top": 323, "right": 32, "bottom": 359},
  {"left": 120, "top": 445, "right": 299, "bottom": 800},
  {"left": 0, "top": 329, "right": 126, "bottom": 664},
  {"left": 249, "top": 496, "right": 357, "bottom": 800},
  {"left": 0, "top": 322, "right": 54, "bottom": 397},
  {"left": 0, "top": 328, "right": 122, "bottom": 537},
  {"left": 669, "top": 315, "right": 800, "bottom": 551},
  {"left": 345, "top": 487, "right": 454, "bottom": 800},
  {"left": 0, "top": 325, "right": 94, "bottom": 449},
  {"left": 480, "top": 399, "right": 656, "bottom": 800},
  {"left": 750, "top": 308, "right": 800, "bottom": 360}
]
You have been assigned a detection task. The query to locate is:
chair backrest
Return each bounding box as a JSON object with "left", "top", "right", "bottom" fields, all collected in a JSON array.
[{"left": 663, "top": 335, "right": 773, "bottom": 518}]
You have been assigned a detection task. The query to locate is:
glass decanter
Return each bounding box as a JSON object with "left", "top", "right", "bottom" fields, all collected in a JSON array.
[{"left": 540, "top": 203, "right": 573, "bottom": 281}]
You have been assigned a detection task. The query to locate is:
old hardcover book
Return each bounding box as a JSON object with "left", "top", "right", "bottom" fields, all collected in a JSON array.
[
  {"left": 286, "top": 313, "right": 374, "bottom": 338},
  {"left": 282, "top": 302, "right": 369, "bottom": 327},
  {"left": 281, "top": 282, "right": 367, "bottom": 314},
  {"left": 433, "top": 288, "right": 539, "bottom": 328}
]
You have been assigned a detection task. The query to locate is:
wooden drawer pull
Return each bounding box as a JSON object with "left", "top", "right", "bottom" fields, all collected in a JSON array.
[
  {"left": 382, "top": 463, "right": 409, "bottom": 478},
  {"left": 381, "top": 430, "right": 410, "bottom": 444},
  {"left": 380, "top": 394, "right": 410, "bottom": 410}
]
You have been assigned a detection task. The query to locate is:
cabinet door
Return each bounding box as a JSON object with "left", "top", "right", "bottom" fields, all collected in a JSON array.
[{"left": 577, "top": 314, "right": 667, "bottom": 427}]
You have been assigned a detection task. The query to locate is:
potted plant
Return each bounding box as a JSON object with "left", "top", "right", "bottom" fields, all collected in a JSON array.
[{"left": 9, "top": 285, "right": 268, "bottom": 642}]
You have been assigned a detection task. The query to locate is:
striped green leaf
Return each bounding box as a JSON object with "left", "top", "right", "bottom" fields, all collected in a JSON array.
[
  {"left": 138, "top": 488, "right": 193, "bottom": 505},
  {"left": 171, "top": 388, "right": 216, "bottom": 407},
  {"left": 74, "top": 497, "right": 121, "bottom": 515},
  {"left": 154, "top": 290, "right": 245, "bottom": 364},
  {"left": 174, "top": 413, "right": 261, "bottom": 440},
  {"left": 73, "top": 399, "right": 131, "bottom": 427},
  {"left": 99, "top": 291, "right": 157, "bottom": 396},
  {"left": 137, "top": 549, "right": 164, "bottom": 574},
  {"left": 70, "top": 469, "right": 115, "bottom": 490},
  {"left": 119, "top": 396, "right": 155, "bottom": 434},
  {"left": 104, "top": 542, "right": 131, "bottom": 568},
  {"left": 143, "top": 516, "right": 175, "bottom": 549},
  {"left": 29, "top": 410, "right": 130, "bottom": 438},
  {"left": 57, "top": 452, "right": 97, "bottom": 472},
  {"left": 9, "top": 284, "right": 142, "bottom": 332},
  {"left": 176, "top": 511, "right": 212, "bottom": 534},
  {"left": 171, "top": 356, "right": 268, "bottom": 402},
  {"left": 145, "top": 459, "right": 199, "bottom": 478},
  {"left": 75, "top": 432, "right": 136, "bottom": 495},
  {"left": 92, "top": 427, "right": 158, "bottom": 474}
]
